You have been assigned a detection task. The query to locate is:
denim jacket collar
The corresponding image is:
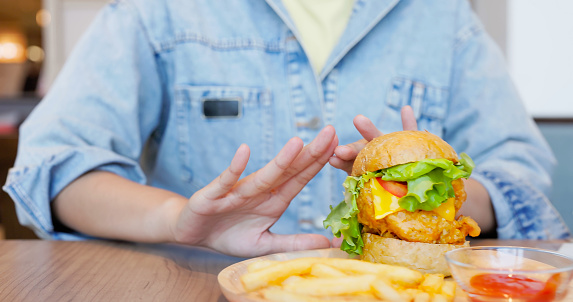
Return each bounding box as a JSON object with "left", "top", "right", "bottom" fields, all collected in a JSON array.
[{"left": 265, "top": 0, "right": 400, "bottom": 80}]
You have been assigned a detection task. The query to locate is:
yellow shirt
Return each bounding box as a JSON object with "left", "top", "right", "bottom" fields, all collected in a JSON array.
[{"left": 283, "top": 0, "right": 355, "bottom": 74}]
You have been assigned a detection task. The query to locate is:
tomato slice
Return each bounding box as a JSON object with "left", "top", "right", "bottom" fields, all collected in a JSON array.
[{"left": 376, "top": 178, "right": 408, "bottom": 197}]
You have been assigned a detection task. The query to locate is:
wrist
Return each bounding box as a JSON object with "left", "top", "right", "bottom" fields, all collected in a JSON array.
[
  {"left": 461, "top": 178, "right": 495, "bottom": 233},
  {"left": 148, "top": 195, "right": 187, "bottom": 242}
]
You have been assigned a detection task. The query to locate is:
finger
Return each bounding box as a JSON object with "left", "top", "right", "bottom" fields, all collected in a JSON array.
[
  {"left": 329, "top": 136, "right": 369, "bottom": 175},
  {"left": 401, "top": 105, "right": 418, "bottom": 130},
  {"left": 263, "top": 232, "right": 331, "bottom": 255},
  {"left": 331, "top": 236, "right": 344, "bottom": 248},
  {"left": 202, "top": 144, "right": 250, "bottom": 200},
  {"left": 293, "top": 126, "right": 337, "bottom": 169},
  {"left": 273, "top": 132, "right": 338, "bottom": 202},
  {"left": 234, "top": 136, "right": 304, "bottom": 198},
  {"left": 332, "top": 139, "right": 367, "bottom": 161},
  {"left": 328, "top": 155, "right": 353, "bottom": 175},
  {"left": 353, "top": 115, "right": 383, "bottom": 141},
  {"left": 256, "top": 125, "right": 337, "bottom": 192}
]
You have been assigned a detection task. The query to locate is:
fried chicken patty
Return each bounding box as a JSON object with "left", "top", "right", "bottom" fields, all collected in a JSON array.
[{"left": 357, "top": 179, "right": 481, "bottom": 244}]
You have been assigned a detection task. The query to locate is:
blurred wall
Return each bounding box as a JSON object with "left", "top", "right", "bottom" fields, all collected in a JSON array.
[
  {"left": 473, "top": 0, "right": 573, "bottom": 118},
  {"left": 41, "top": 0, "right": 106, "bottom": 93}
]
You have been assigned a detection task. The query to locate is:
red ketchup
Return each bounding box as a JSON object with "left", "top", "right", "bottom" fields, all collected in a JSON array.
[{"left": 468, "top": 273, "right": 560, "bottom": 302}]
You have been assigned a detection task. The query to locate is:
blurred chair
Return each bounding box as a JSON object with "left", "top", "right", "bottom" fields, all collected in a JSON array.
[{"left": 0, "top": 132, "right": 38, "bottom": 239}]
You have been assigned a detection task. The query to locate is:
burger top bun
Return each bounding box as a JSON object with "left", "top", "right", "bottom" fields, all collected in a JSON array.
[{"left": 351, "top": 131, "right": 459, "bottom": 177}]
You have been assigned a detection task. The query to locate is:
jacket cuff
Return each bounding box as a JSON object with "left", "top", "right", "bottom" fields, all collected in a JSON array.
[
  {"left": 2, "top": 147, "right": 145, "bottom": 240},
  {"left": 472, "top": 169, "right": 571, "bottom": 240}
]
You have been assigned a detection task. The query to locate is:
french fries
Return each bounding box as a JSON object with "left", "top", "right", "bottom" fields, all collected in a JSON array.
[
  {"left": 283, "top": 274, "right": 377, "bottom": 296},
  {"left": 241, "top": 257, "right": 324, "bottom": 291},
  {"left": 310, "top": 263, "right": 348, "bottom": 278},
  {"left": 240, "top": 257, "right": 457, "bottom": 301},
  {"left": 371, "top": 278, "right": 404, "bottom": 301},
  {"left": 419, "top": 274, "right": 444, "bottom": 294},
  {"left": 246, "top": 260, "right": 278, "bottom": 273}
]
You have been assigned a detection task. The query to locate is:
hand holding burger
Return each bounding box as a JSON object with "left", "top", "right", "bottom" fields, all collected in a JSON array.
[{"left": 325, "top": 129, "right": 480, "bottom": 275}]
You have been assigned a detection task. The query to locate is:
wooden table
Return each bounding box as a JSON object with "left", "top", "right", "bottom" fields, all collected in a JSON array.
[{"left": 0, "top": 239, "right": 569, "bottom": 301}]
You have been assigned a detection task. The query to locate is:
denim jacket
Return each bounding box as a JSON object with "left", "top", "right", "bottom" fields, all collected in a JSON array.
[{"left": 4, "top": 0, "right": 570, "bottom": 240}]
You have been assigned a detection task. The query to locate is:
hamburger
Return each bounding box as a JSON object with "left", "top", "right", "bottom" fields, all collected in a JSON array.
[{"left": 324, "top": 130, "right": 481, "bottom": 275}]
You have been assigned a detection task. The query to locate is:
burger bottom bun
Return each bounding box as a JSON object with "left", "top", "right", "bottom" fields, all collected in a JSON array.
[{"left": 360, "top": 233, "right": 469, "bottom": 276}]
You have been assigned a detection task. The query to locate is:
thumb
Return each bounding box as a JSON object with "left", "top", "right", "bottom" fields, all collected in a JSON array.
[{"left": 331, "top": 236, "right": 344, "bottom": 248}]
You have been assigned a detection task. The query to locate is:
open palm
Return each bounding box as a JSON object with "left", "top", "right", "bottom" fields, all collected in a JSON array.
[{"left": 173, "top": 126, "right": 338, "bottom": 257}]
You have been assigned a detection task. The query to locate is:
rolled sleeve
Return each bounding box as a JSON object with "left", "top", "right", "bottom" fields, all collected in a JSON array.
[
  {"left": 472, "top": 169, "right": 570, "bottom": 239},
  {"left": 3, "top": 148, "right": 145, "bottom": 239}
]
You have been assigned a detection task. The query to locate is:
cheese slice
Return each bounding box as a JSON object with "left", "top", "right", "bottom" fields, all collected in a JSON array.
[
  {"left": 369, "top": 178, "right": 402, "bottom": 220},
  {"left": 431, "top": 197, "right": 455, "bottom": 221},
  {"left": 368, "top": 178, "right": 456, "bottom": 221}
]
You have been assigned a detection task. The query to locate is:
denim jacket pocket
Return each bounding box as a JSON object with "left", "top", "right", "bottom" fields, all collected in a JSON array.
[
  {"left": 386, "top": 77, "right": 449, "bottom": 135},
  {"left": 174, "top": 85, "right": 273, "bottom": 188}
]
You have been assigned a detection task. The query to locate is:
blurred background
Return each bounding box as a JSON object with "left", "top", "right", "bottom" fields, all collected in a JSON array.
[{"left": 0, "top": 0, "right": 572, "bottom": 238}]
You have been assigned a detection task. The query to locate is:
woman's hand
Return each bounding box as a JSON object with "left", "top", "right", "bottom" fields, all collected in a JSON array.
[
  {"left": 329, "top": 106, "right": 418, "bottom": 174},
  {"left": 171, "top": 126, "right": 338, "bottom": 257}
]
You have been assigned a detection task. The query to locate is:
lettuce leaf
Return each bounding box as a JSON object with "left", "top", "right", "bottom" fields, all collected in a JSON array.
[
  {"left": 323, "top": 177, "right": 363, "bottom": 255},
  {"left": 324, "top": 153, "right": 474, "bottom": 256},
  {"left": 388, "top": 154, "right": 475, "bottom": 211},
  {"left": 380, "top": 154, "right": 474, "bottom": 181}
]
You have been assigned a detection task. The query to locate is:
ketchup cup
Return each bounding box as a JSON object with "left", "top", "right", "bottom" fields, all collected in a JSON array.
[{"left": 445, "top": 246, "right": 573, "bottom": 302}]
